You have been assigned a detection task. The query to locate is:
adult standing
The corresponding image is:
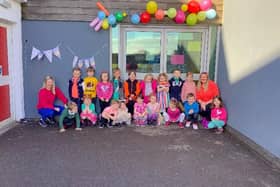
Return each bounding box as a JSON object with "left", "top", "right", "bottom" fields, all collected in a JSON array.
[
  {"left": 37, "top": 76, "right": 68, "bottom": 127},
  {"left": 196, "top": 72, "right": 220, "bottom": 126}
]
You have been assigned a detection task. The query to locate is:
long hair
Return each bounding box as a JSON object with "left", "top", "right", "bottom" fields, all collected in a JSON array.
[
  {"left": 157, "top": 73, "right": 168, "bottom": 83},
  {"left": 100, "top": 71, "right": 110, "bottom": 82},
  {"left": 42, "top": 76, "right": 55, "bottom": 95},
  {"left": 144, "top": 73, "right": 153, "bottom": 82},
  {"left": 212, "top": 96, "right": 224, "bottom": 108},
  {"left": 197, "top": 72, "right": 209, "bottom": 91}
]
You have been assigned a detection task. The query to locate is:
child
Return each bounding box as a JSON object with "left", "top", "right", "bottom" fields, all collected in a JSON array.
[
  {"left": 97, "top": 72, "right": 113, "bottom": 113},
  {"left": 112, "top": 68, "right": 124, "bottom": 101},
  {"left": 59, "top": 101, "right": 82, "bottom": 133},
  {"left": 83, "top": 66, "right": 98, "bottom": 106},
  {"left": 100, "top": 100, "right": 119, "bottom": 128},
  {"left": 133, "top": 96, "right": 147, "bottom": 126},
  {"left": 80, "top": 95, "right": 97, "bottom": 126},
  {"left": 208, "top": 96, "right": 227, "bottom": 134},
  {"left": 181, "top": 72, "right": 196, "bottom": 103},
  {"left": 169, "top": 69, "right": 184, "bottom": 102},
  {"left": 157, "top": 73, "right": 170, "bottom": 113},
  {"left": 68, "top": 67, "right": 83, "bottom": 113},
  {"left": 163, "top": 98, "right": 185, "bottom": 128},
  {"left": 114, "top": 100, "right": 131, "bottom": 126},
  {"left": 147, "top": 94, "right": 161, "bottom": 126},
  {"left": 184, "top": 93, "right": 199, "bottom": 130},
  {"left": 140, "top": 73, "right": 157, "bottom": 103}
]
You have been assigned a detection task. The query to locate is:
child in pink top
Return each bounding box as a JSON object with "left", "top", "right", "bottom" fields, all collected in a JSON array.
[
  {"left": 80, "top": 95, "right": 97, "bottom": 126},
  {"left": 100, "top": 100, "right": 119, "bottom": 128},
  {"left": 133, "top": 96, "right": 147, "bottom": 126},
  {"left": 163, "top": 98, "right": 185, "bottom": 128},
  {"left": 208, "top": 96, "right": 227, "bottom": 134},
  {"left": 147, "top": 95, "right": 161, "bottom": 126},
  {"left": 181, "top": 72, "right": 196, "bottom": 103},
  {"left": 140, "top": 74, "right": 157, "bottom": 103},
  {"left": 97, "top": 72, "right": 113, "bottom": 113}
]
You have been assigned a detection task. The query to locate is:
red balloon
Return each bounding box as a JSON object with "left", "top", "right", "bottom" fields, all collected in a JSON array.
[
  {"left": 140, "top": 12, "right": 151, "bottom": 24},
  {"left": 188, "top": 0, "right": 200, "bottom": 13}
]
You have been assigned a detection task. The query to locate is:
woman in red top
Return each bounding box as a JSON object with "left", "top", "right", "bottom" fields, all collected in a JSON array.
[
  {"left": 196, "top": 72, "right": 220, "bottom": 126},
  {"left": 37, "top": 76, "right": 68, "bottom": 127}
]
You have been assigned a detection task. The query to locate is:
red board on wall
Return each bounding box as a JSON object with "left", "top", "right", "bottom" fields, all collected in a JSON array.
[
  {"left": 0, "top": 85, "right": 11, "bottom": 121},
  {"left": 0, "top": 26, "right": 9, "bottom": 76}
]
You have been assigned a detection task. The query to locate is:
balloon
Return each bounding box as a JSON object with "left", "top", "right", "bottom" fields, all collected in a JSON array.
[
  {"left": 94, "top": 20, "right": 103, "bottom": 31},
  {"left": 200, "top": 0, "right": 212, "bottom": 11},
  {"left": 188, "top": 0, "right": 200, "bottom": 13},
  {"left": 186, "top": 13, "right": 198, "bottom": 26},
  {"left": 97, "top": 11, "right": 106, "bottom": 20},
  {"left": 140, "top": 12, "right": 151, "bottom": 24},
  {"left": 131, "top": 14, "right": 140, "bottom": 24},
  {"left": 123, "top": 12, "right": 127, "bottom": 17},
  {"left": 96, "top": 2, "right": 110, "bottom": 16},
  {"left": 167, "top": 8, "right": 177, "bottom": 19},
  {"left": 115, "top": 11, "right": 124, "bottom": 22},
  {"left": 197, "top": 11, "right": 206, "bottom": 21},
  {"left": 146, "top": 1, "right": 158, "bottom": 14},
  {"left": 108, "top": 14, "right": 116, "bottom": 25},
  {"left": 89, "top": 17, "right": 100, "bottom": 27},
  {"left": 206, "top": 9, "right": 217, "bottom": 19},
  {"left": 175, "top": 10, "right": 186, "bottom": 24},
  {"left": 155, "top": 9, "right": 165, "bottom": 20},
  {"left": 181, "top": 4, "right": 188, "bottom": 12},
  {"left": 102, "top": 19, "right": 109, "bottom": 30}
]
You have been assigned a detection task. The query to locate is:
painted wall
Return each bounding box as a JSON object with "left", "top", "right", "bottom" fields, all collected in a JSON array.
[
  {"left": 218, "top": 0, "right": 280, "bottom": 157},
  {"left": 22, "top": 21, "right": 109, "bottom": 118},
  {"left": 0, "top": 0, "right": 25, "bottom": 122}
]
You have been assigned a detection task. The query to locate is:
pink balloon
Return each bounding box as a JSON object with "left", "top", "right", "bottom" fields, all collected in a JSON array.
[
  {"left": 90, "top": 17, "right": 100, "bottom": 27},
  {"left": 175, "top": 10, "right": 186, "bottom": 24},
  {"left": 200, "top": 0, "right": 212, "bottom": 11},
  {"left": 94, "top": 20, "right": 103, "bottom": 31},
  {"left": 155, "top": 9, "right": 165, "bottom": 20}
]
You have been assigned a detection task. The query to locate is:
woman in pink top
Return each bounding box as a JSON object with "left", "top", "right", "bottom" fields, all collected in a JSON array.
[
  {"left": 181, "top": 72, "right": 196, "bottom": 103},
  {"left": 208, "top": 96, "right": 227, "bottom": 134},
  {"left": 140, "top": 74, "right": 157, "bottom": 103},
  {"left": 97, "top": 72, "right": 113, "bottom": 113},
  {"left": 37, "top": 76, "right": 68, "bottom": 127},
  {"left": 163, "top": 98, "right": 185, "bottom": 128}
]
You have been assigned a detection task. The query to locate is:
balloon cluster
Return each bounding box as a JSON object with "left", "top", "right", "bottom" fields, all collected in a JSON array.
[
  {"left": 130, "top": 0, "right": 217, "bottom": 26},
  {"left": 89, "top": 1, "right": 127, "bottom": 31}
]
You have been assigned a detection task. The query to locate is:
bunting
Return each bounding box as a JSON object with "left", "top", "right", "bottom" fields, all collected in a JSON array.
[{"left": 31, "top": 45, "right": 61, "bottom": 63}]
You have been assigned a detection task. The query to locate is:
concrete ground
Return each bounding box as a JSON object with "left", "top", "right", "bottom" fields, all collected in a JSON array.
[{"left": 0, "top": 123, "right": 279, "bottom": 187}]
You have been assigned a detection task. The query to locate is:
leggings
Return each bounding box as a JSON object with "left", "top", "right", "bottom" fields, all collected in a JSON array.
[
  {"left": 199, "top": 103, "right": 212, "bottom": 121},
  {"left": 208, "top": 120, "right": 225, "bottom": 129},
  {"left": 38, "top": 105, "right": 64, "bottom": 120}
]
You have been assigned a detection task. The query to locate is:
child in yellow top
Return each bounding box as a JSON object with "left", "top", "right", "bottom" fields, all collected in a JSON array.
[{"left": 83, "top": 66, "right": 98, "bottom": 107}]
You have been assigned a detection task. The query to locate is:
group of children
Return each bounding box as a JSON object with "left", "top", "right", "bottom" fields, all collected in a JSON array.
[{"left": 57, "top": 67, "right": 227, "bottom": 134}]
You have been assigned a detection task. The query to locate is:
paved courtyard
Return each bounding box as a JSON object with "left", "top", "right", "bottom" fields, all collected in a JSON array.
[{"left": 0, "top": 123, "right": 279, "bottom": 187}]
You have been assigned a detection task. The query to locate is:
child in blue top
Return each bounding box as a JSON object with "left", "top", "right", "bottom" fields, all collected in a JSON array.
[{"left": 184, "top": 93, "right": 199, "bottom": 130}]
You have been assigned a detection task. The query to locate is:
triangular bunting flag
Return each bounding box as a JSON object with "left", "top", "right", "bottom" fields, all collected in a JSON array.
[
  {"left": 44, "top": 49, "right": 53, "bottom": 63},
  {"left": 78, "top": 60, "right": 84, "bottom": 68},
  {"left": 31, "top": 47, "right": 41, "bottom": 60},
  {"left": 53, "top": 46, "right": 61, "bottom": 59},
  {"left": 72, "top": 56, "right": 79, "bottom": 67}
]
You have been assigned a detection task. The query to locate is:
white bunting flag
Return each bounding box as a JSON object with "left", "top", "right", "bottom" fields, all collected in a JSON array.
[
  {"left": 84, "top": 59, "right": 90, "bottom": 68},
  {"left": 31, "top": 47, "right": 41, "bottom": 60},
  {"left": 72, "top": 56, "right": 79, "bottom": 67},
  {"left": 78, "top": 59, "right": 84, "bottom": 68},
  {"left": 90, "top": 56, "right": 96, "bottom": 68},
  {"left": 53, "top": 46, "right": 61, "bottom": 59},
  {"left": 44, "top": 49, "right": 53, "bottom": 63}
]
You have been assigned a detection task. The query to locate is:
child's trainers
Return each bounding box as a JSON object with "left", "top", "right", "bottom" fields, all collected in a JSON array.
[
  {"left": 192, "top": 124, "right": 199, "bottom": 130},
  {"left": 185, "top": 121, "right": 191, "bottom": 128},
  {"left": 39, "top": 118, "right": 48, "bottom": 128},
  {"left": 75, "top": 127, "right": 82, "bottom": 131},
  {"left": 165, "top": 121, "right": 170, "bottom": 127},
  {"left": 59, "top": 128, "right": 66, "bottom": 133},
  {"left": 178, "top": 122, "right": 184, "bottom": 128}
]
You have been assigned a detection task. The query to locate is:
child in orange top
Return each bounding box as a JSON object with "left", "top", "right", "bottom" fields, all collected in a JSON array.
[{"left": 68, "top": 67, "right": 83, "bottom": 113}]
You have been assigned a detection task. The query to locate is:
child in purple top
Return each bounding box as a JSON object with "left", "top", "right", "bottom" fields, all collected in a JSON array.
[
  {"left": 163, "top": 98, "right": 185, "bottom": 128},
  {"left": 133, "top": 96, "right": 147, "bottom": 126},
  {"left": 208, "top": 96, "right": 227, "bottom": 134},
  {"left": 97, "top": 72, "right": 113, "bottom": 113}
]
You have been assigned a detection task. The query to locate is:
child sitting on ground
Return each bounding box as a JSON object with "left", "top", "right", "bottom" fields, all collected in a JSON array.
[
  {"left": 133, "top": 96, "right": 147, "bottom": 126},
  {"left": 163, "top": 98, "right": 185, "bottom": 128},
  {"left": 114, "top": 100, "right": 131, "bottom": 126},
  {"left": 147, "top": 94, "right": 161, "bottom": 126},
  {"left": 80, "top": 95, "right": 97, "bottom": 126},
  {"left": 184, "top": 93, "right": 199, "bottom": 130},
  {"left": 59, "top": 101, "right": 82, "bottom": 133},
  {"left": 99, "top": 100, "right": 119, "bottom": 128},
  {"left": 208, "top": 96, "right": 227, "bottom": 134}
]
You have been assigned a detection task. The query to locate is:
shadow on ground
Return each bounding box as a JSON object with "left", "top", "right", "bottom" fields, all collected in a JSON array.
[{"left": 0, "top": 123, "right": 279, "bottom": 187}]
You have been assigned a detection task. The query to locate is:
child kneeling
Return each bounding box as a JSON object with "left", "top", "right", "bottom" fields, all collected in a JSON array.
[
  {"left": 208, "top": 96, "right": 227, "bottom": 134},
  {"left": 59, "top": 101, "right": 82, "bottom": 133},
  {"left": 80, "top": 95, "right": 97, "bottom": 126},
  {"left": 147, "top": 95, "right": 161, "bottom": 126},
  {"left": 184, "top": 93, "right": 199, "bottom": 130},
  {"left": 163, "top": 98, "right": 185, "bottom": 128},
  {"left": 99, "top": 100, "right": 119, "bottom": 128},
  {"left": 133, "top": 96, "right": 147, "bottom": 126},
  {"left": 113, "top": 101, "right": 131, "bottom": 126}
]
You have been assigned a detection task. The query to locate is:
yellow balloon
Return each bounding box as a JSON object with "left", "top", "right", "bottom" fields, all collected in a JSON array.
[
  {"left": 123, "top": 12, "right": 127, "bottom": 17},
  {"left": 146, "top": 1, "right": 158, "bottom": 14},
  {"left": 181, "top": 4, "right": 188, "bottom": 12},
  {"left": 102, "top": 19, "right": 109, "bottom": 30}
]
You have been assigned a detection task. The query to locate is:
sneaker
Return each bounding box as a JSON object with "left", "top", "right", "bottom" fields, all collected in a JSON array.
[
  {"left": 46, "top": 117, "right": 56, "bottom": 125},
  {"left": 185, "top": 122, "right": 191, "bottom": 128},
  {"left": 39, "top": 118, "right": 48, "bottom": 128},
  {"left": 99, "top": 124, "right": 104, "bottom": 129},
  {"left": 165, "top": 121, "right": 170, "bottom": 127},
  {"left": 193, "top": 124, "right": 199, "bottom": 130},
  {"left": 107, "top": 124, "right": 113, "bottom": 128},
  {"left": 75, "top": 127, "right": 82, "bottom": 131},
  {"left": 178, "top": 122, "right": 184, "bottom": 128},
  {"left": 59, "top": 128, "right": 66, "bottom": 133}
]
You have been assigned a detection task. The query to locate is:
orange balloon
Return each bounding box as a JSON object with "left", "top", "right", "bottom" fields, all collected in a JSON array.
[
  {"left": 96, "top": 2, "right": 110, "bottom": 16},
  {"left": 155, "top": 9, "right": 165, "bottom": 20}
]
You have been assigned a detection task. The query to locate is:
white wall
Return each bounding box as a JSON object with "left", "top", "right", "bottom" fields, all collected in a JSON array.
[{"left": 0, "top": 0, "right": 25, "bottom": 121}]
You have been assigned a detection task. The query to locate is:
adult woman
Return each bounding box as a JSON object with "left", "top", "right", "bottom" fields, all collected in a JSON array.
[
  {"left": 196, "top": 72, "right": 220, "bottom": 126},
  {"left": 37, "top": 76, "right": 68, "bottom": 127},
  {"left": 123, "top": 71, "right": 141, "bottom": 115}
]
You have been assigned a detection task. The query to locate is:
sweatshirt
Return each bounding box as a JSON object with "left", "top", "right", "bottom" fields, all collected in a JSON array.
[
  {"left": 211, "top": 107, "right": 227, "bottom": 123},
  {"left": 59, "top": 109, "right": 80, "bottom": 129},
  {"left": 184, "top": 101, "right": 199, "bottom": 115},
  {"left": 96, "top": 82, "right": 113, "bottom": 100},
  {"left": 37, "top": 87, "right": 68, "bottom": 110},
  {"left": 181, "top": 81, "right": 196, "bottom": 102},
  {"left": 169, "top": 77, "right": 184, "bottom": 101},
  {"left": 196, "top": 80, "right": 219, "bottom": 102}
]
